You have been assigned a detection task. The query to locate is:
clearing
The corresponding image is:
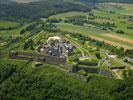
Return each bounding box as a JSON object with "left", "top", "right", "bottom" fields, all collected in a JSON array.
[{"left": 103, "top": 34, "right": 133, "bottom": 44}]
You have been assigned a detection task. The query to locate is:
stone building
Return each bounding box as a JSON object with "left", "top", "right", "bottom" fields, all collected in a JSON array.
[{"left": 38, "top": 36, "right": 74, "bottom": 57}]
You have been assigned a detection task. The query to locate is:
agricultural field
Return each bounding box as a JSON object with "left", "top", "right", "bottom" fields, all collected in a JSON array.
[
  {"left": 98, "top": 3, "right": 133, "bottom": 16},
  {"left": 49, "top": 12, "right": 87, "bottom": 20},
  {"left": 49, "top": 3, "right": 133, "bottom": 50},
  {"left": 0, "top": 21, "right": 20, "bottom": 30},
  {"left": 57, "top": 23, "right": 133, "bottom": 49}
]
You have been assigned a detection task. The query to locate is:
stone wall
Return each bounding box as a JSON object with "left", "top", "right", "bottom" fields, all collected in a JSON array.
[
  {"left": 9, "top": 51, "right": 113, "bottom": 77},
  {"left": 99, "top": 70, "right": 112, "bottom": 77},
  {"left": 9, "top": 51, "right": 67, "bottom": 65},
  {"left": 70, "top": 64, "right": 99, "bottom": 73},
  {"left": 110, "top": 66, "right": 125, "bottom": 70},
  {"left": 78, "top": 67, "right": 99, "bottom": 73},
  {"left": 78, "top": 62, "right": 98, "bottom": 66},
  {"left": 70, "top": 64, "right": 112, "bottom": 77}
]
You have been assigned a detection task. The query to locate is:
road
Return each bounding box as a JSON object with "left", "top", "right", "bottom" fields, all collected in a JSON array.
[
  {"left": 112, "top": 69, "right": 123, "bottom": 79},
  {"left": 114, "top": 58, "right": 133, "bottom": 70},
  {"left": 65, "top": 35, "right": 92, "bottom": 58},
  {"left": 64, "top": 35, "right": 84, "bottom": 57}
]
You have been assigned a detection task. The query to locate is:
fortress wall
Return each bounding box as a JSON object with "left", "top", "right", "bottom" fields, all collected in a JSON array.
[
  {"left": 110, "top": 66, "right": 125, "bottom": 70},
  {"left": 78, "top": 62, "right": 98, "bottom": 66},
  {"left": 78, "top": 67, "right": 99, "bottom": 73},
  {"left": 9, "top": 51, "right": 112, "bottom": 77},
  {"left": 99, "top": 70, "right": 112, "bottom": 77},
  {"left": 9, "top": 51, "right": 67, "bottom": 65}
]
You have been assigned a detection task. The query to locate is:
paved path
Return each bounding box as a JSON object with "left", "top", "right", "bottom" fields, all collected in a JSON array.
[
  {"left": 65, "top": 35, "right": 92, "bottom": 58},
  {"left": 64, "top": 35, "right": 85, "bottom": 57},
  {"left": 112, "top": 69, "right": 123, "bottom": 79},
  {"left": 114, "top": 58, "right": 133, "bottom": 70}
]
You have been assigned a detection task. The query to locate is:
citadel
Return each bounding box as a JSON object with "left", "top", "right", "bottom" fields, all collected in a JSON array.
[{"left": 38, "top": 36, "right": 74, "bottom": 57}]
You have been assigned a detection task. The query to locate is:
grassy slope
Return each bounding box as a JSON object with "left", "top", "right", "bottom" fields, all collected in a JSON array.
[
  {"left": 57, "top": 23, "right": 133, "bottom": 47},
  {"left": 10, "top": 0, "right": 41, "bottom": 3},
  {"left": 0, "top": 21, "right": 20, "bottom": 29},
  {"left": 49, "top": 11, "right": 87, "bottom": 20},
  {"left": 0, "top": 59, "right": 120, "bottom": 99},
  {"left": 49, "top": 3, "right": 133, "bottom": 49},
  {"left": 98, "top": 3, "right": 133, "bottom": 16}
]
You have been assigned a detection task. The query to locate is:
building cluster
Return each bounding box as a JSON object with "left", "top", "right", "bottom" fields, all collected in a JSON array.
[{"left": 38, "top": 36, "right": 74, "bottom": 57}]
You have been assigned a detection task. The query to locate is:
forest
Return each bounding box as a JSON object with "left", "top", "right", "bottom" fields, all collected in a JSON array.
[
  {"left": 1, "top": 0, "right": 133, "bottom": 21},
  {"left": 0, "top": 64, "right": 132, "bottom": 100},
  {"left": 0, "top": 0, "right": 90, "bottom": 21}
]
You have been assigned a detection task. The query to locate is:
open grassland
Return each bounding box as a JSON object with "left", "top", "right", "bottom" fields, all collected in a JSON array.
[
  {"left": 92, "top": 10, "right": 133, "bottom": 38},
  {"left": 89, "top": 35, "right": 133, "bottom": 50},
  {"left": 0, "top": 21, "right": 20, "bottom": 29},
  {"left": 49, "top": 12, "right": 87, "bottom": 20},
  {"left": 51, "top": 3, "right": 133, "bottom": 50},
  {"left": 57, "top": 23, "right": 133, "bottom": 49},
  {"left": 10, "top": 0, "right": 41, "bottom": 3},
  {"left": 49, "top": 3, "right": 133, "bottom": 37},
  {"left": 103, "top": 34, "right": 133, "bottom": 44},
  {"left": 98, "top": 3, "right": 133, "bottom": 16},
  {"left": 57, "top": 23, "right": 105, "bottom": 35}
]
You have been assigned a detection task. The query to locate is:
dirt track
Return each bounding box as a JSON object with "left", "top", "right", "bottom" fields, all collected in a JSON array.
[
  {"left": 103, "top": 34, "right": 133, "bottom": 44},
  {"left": 89, "top": 35, "right": 133, "bottom": 50}
]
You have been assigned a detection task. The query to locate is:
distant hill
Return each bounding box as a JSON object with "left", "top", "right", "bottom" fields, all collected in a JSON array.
[
  {"left": 9, "top": 0, "right": 133, "bottom": 3},
  {"left": 0, "top": 0, "right": 90, "bottom": 21},
  {"left": 0, "top": 0, "right": 133, "bottom": 21},
  {"left": 10, "top": 0, "right": 42, "bottom": 3}
]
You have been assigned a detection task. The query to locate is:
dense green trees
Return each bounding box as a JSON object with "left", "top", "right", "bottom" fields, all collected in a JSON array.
[
  {"left": 116, "top": 30, "right": 125, "bottom": 34},
  {"left": 24, "top": 39, "right": 35, "bottom": 50},
  {"left": 65, "top": 16, "right": 86, "bottom": 26},
  {"left": 0, "top": 63, "right": 132, "bottom": 100},
  {"left": 0, "top": 0, "right": 90, "bottom": 21},
  {"left": 123, "top": 70, "right": 133, "bottom": 79},
  {"left": 110, "top": 78, "right": 133, "bottom": 100},
  {"left": 0, "top": 64, "right": 16, "bottom": 84},
  {"left": 0, "top": 64, "right": 85, "bottom": 100},
  {"left": 1, "top": 0, "right": 133, "bottom": 21}
]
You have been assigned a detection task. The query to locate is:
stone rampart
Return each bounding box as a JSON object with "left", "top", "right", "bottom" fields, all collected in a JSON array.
[{"left": 9, "top": 51, "right": 66, "bottom": 65}]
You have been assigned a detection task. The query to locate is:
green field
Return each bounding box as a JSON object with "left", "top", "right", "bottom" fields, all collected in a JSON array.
[
  {"left": 0, "top": 21, "right": 20, "bottom": 29},
  {"left": 57, "top": 23, "right": 133, "bottom": 48},
  {"left": 10, "top": 0, "right": 41, "bottom": 3},
  {"left": 48, "top": 3, "right": 133, "bottom": 49},
  {"left": 98, "top": 3, "right": 133, "bottom": 16},
  {"left": 49, "top": 11, "right": 87, "bottom": 20}
]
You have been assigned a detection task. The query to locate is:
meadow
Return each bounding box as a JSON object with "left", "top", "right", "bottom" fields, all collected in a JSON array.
[
  {"left": 50, "top": 3, "right": 133, "bottom": 50},
  {"left": 98, "top": 3, "right": 133, "bottom": 16},
  {"left": 0, "top": 21, "right": 20, "bottom": 29},
  {"left": 49, "top": 12, "right": 87, "bottom": 20}
]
